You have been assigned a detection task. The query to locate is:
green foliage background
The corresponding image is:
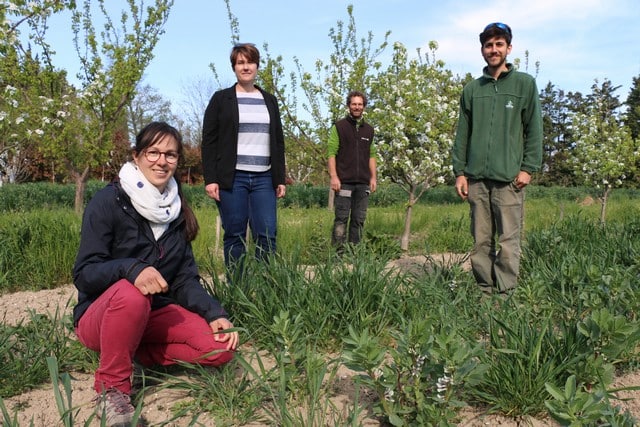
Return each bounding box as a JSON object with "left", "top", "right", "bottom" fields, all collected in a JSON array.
[{"left": 1, "top": 181, "right": 637, "bottom": 292}]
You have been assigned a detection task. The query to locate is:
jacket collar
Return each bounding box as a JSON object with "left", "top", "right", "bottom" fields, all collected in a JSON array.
[{"left": 482, "top": 63, "right": 514, "bottom": 81}]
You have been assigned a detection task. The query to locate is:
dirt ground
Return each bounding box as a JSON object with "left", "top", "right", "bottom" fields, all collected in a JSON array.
[{"left": 2, "top": 256, "right": 639, "bottom": 426}]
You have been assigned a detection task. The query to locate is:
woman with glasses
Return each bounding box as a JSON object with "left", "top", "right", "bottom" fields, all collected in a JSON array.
[
  {"left": 202, "top": 43, "right": 286, "bottom": 274},
  {"left": 73, "top": 121, "right": 239, "bottom": 426}
]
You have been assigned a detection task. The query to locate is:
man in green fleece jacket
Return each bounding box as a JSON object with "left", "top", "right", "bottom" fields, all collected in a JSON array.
[{"left": 452, "top": 22, "right": 543, "bottom": 294}]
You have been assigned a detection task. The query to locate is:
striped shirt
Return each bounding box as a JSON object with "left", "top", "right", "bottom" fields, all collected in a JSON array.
[{"left": 236, "top": 92, "right": 271, "bottom": 172}]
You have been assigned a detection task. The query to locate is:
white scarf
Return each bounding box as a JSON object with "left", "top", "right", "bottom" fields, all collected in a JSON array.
[{"left": 118, "top": 161, "right": 181, "bottom": 240}]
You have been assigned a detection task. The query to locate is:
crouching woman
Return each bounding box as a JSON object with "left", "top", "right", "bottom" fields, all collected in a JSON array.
[{"left": 73, "top": 121, "right": 238, "bottom": 426}]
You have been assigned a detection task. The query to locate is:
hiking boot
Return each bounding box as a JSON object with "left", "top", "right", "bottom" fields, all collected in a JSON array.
[{"left": 94, "top": 388, "right": 135, "bottom": 426}]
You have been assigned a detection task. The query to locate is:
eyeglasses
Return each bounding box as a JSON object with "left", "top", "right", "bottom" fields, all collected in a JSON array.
[
  {"left": 144, "top": 149, "right": 179, "bottom": 164},
  {"left": 484, "top": 22, "right": 512, "bottom": 36}
]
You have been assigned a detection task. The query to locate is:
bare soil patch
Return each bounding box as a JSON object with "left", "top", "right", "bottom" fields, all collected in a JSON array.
[{"left": 2, "top": 256, "right": 639, "bottom": 426}]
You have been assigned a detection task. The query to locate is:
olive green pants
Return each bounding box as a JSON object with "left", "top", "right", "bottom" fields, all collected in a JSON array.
[{"left": 467, "top": 179, "right": 524, "bottom": 293}]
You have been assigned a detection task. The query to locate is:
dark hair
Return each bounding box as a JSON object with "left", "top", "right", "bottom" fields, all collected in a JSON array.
[
  {"left": 346, "top": 90, "right": 367, "bottom": 107},
  {"left": 230, "top": 43, "right": 260, "bottom": 69},
  {"left": 479, "top": 22, "right": 512, "bottom": 46},
  {"left": 134, "top": 122, "right": 199, "bottom": 241},
  {"left": 134, "top": 121, "right": 184, "bottom": 157}
]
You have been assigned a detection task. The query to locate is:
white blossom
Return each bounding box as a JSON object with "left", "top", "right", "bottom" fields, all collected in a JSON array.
[
  {"left": 384, "top": 387, "right": 395, "bottom": 403},
  {"left": 436, "top": 371, "right": 452, "bottom": 400},
  {"left": 372, "top": 368, "right": 383, "bottom": 380}
]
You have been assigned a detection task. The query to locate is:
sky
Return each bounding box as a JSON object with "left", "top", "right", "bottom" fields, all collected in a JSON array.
[{"left": 42, "top": 0, "right": 640, "bottom": 113}]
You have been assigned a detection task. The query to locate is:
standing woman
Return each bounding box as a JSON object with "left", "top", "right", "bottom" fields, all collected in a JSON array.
[
  {"left": 201, "top": 43, "right": 286, "bottom": 271},
  {"left": 73, "top": 122, "right": 238, "bottom": 426}
]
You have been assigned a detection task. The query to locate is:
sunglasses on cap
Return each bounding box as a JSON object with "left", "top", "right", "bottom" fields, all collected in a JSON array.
[{"left": 484, "top": 22, "right": 512, "bottom": 36}]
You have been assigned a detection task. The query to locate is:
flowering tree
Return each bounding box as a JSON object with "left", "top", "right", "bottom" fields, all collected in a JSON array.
[
  {"left": 1, "top": 0, "right": 172, "bottom": 212},
  {"left": 0, "top": 59, "right": 69, "bottom": 184},
  {"left": 569, "top": 80, "right": 638, "bottom": 224},
  {"left": 0, "top": 0, "right": 75, "bottom": 184},
  {"left": 62, "top": 0, "right": 173, "bottom": 212},
  {"left": 369, "top": 42, "right": 462, "bottom": 250}
]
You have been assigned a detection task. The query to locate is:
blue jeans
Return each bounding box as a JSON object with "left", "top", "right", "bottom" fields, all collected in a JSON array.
[
  {"left": 216, "top": 170, "right": 277, "bottom": 267},
  {"left": 332, "top": 183, "right": 370, "bottom": 249}
]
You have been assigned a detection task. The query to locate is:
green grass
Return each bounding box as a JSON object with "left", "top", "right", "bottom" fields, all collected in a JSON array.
[
  {"left": 0, "top": 209, "right": 80, "bottom": 292},
  {"left": 1, "top": 185, "right": 639, "bottom": 425},
  {"left": 2, "top": 189, "right": 636, "bottom": 293},
  {"left": 0, "top": 306, "right": 97, "bottom": 398}
]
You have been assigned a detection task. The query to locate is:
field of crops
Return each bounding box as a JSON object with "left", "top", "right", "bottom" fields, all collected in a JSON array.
[{"left": 1, "top": 182, "right": 639, "bottom": 426}]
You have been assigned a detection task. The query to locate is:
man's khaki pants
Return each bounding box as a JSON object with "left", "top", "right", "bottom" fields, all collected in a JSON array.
[{"left": 467, "top": 179, "right": 524, "bottom": 293}]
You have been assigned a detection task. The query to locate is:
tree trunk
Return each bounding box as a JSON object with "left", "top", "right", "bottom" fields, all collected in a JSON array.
[
  {"left": 400, "top": 189, "right": 416, "bottom": 251},
  {"left": 328, "top": 187, "right": 335, "bottom": 210},
  {"left": 600, "top": 187, "right": 610, "bottom": 225},
  {"left": 73, "top": 166, "right": 91, "bottom": 215}
]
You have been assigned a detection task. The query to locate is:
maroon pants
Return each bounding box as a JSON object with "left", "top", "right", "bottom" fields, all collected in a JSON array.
[{"left": 75, "top": 279, "right": 234, "bottom": 394}]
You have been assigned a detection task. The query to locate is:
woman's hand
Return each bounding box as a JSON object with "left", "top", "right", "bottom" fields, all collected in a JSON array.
[
  {"left": 209, "top": 318, "right": 239, "bottom": 350},
  {"left": 205, "top": 183, "right": 220, "bottom": 201},
  {"left": 276, "top": 184, "right": 286, "bottom": 199},
  {"left": 134, "top": 266, "right": 168, "bottom": 295}
]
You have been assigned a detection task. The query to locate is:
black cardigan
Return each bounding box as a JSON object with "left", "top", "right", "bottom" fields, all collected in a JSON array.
[{"left": 201, "top": 84, "right": 286, "bottom": 189}]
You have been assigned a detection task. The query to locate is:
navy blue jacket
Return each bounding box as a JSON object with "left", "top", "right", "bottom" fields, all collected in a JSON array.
[
  {"left": 201, "top": 84, "right": 286, "bottom": 189},
  {"left": 72, "top": 181, "right": 227, "bottom": 325}
]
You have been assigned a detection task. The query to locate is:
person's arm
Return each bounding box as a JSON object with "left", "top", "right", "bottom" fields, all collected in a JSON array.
[
  {"left": 169, "top": 243, "right": 238, "bottom": 351},
  {"left": 328, "top": 157, "right": 341, "bottom": 192},
  {"left": 327, "top": 125, "right": 341, "bottom": 192},
  {"left": 271, "top": 93, "right": 287, "bottom": 187},
  {"left": 201, "top": 91, "right": 221, "bottom": 186},
  {"left": 369, "top": 157, "right": 377, "bottom": 192},
  {"left": 452, "top": 90, "right": 472, "bottom": 200},
  {"left": 369, "top": 132, "right": 377, "bottom": 192},
  {"left": 451, "top": 91, "right": 471, "bottom": 178},
  {"left": 520, "top": 78, "right": 543, "bottom": 175},
  {"left": 168, "top": 242, "right": 229, "bottom": 321},
  {"left": 268, "top": 91, "right": 287, "bottom": 198},
  {"left": 73, "top": 189, "right": 149, "bottom": 296}
]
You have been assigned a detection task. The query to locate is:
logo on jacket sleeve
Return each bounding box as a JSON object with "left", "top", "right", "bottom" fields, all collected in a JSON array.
[{"left": 505, "top": 100, "right": 514, "bottom": 109}]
